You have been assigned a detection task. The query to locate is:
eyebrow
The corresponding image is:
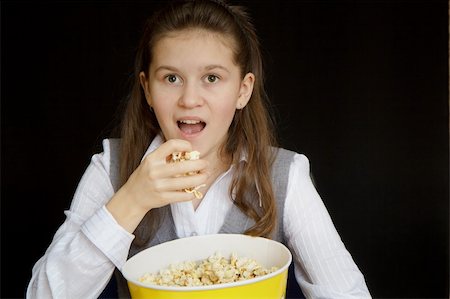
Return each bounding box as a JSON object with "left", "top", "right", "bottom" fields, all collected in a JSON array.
[
  {"left": 154, "top": 65, "right": 179, "bottom": 73},
  {"left": 154, "top": 64, "right": 230, "bottom": 73},
  {"left": 204, "top": 64, "right": 230, "bottom": 73}
]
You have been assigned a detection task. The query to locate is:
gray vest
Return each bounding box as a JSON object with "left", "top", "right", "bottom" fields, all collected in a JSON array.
[{"left": 107, "top": 139, "right": 295, "bottom": 298}]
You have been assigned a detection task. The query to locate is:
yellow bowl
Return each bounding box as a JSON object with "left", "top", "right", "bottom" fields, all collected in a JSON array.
[{"left": 122, "top": 234, "right": 292, "bottom": 299}]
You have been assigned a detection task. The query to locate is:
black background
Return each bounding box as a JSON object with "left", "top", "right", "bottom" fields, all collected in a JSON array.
[{"left": 1, "top": 0, "right": 449, "bottom": 298}]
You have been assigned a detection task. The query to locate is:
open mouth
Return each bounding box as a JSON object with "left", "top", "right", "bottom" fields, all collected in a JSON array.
[{"left": 177, "top": 119, "right": 206, "bottom": 135}]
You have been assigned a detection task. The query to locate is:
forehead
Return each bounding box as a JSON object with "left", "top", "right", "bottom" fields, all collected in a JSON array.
[{"left": 151, "top": 29, "right": 239, "bottom": 68}]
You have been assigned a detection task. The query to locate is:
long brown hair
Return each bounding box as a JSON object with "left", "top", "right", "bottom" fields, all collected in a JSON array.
[{"left": 119, "top": 0, "right": 278, "bottom": 244}]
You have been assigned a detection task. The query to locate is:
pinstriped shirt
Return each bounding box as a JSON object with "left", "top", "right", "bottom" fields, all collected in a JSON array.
[{"left": 27, "top": 135, "right": 371, "bottom": 299}]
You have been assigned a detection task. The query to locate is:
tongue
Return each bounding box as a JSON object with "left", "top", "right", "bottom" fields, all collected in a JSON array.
[{"left": 179, "top": 123, "right": 204, "bottom": 134}]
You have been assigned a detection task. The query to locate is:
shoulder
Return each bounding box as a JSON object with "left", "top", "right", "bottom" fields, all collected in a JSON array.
[
  {"left": 271, "top": 147, "right": 310, "bottom": 172},
  {"left": 105, "top": 138, "right": 121, "bottom": 157},
  {"left": 90, "top": 138, "right": 121, "bottom": 174},
  {"left": 89, "top": 138, "right": 122, "bottom": 191},
  {"left": 98, "top": 138, "right": 121, "bottom": 155}
]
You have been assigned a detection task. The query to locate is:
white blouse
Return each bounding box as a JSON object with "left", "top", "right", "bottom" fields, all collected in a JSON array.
[{"left": 26, "top": 136, "right": 371, "bottom": 299}]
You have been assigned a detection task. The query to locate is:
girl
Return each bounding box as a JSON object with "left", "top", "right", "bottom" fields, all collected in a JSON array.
[{"left": 27, "top": 0, "right": 371, "bottom": 298}]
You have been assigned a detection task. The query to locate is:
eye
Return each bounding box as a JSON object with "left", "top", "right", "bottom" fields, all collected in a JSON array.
[
  {"left": 165, "top": 74, "right": 181, "bottom": 84},
  {"left": 205, "top": 74, "right": 219, "bottom": 83}
]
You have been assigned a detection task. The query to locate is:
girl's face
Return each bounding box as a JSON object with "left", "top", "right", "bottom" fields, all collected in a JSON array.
[{"left": 140, "top": 29, "right": 254, "bottom": 162}]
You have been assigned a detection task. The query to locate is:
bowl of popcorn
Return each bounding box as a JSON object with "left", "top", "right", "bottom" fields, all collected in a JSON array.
[{"left": 121, "top": 233, "right": 292, "bottom": 299}]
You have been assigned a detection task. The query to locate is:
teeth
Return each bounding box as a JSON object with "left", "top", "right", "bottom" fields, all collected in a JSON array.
[{"left": 179, "top": 120, "right": 201, "bottom": 124}]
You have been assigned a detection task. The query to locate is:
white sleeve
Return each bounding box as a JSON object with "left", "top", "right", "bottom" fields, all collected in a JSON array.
[
  {"left": 26, "top": 139, "right": 135, "bottom": 299},
  {"left": 283, "top": 154, "right": 371, "bottom": 299}
]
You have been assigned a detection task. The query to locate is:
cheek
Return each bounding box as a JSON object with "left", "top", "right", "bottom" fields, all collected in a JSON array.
[
  {"left": 213, "top": 100, "right": 238, "bottom": 127},
  {"left": 150, "top": 89, "right": 174, "bottom": 113},
  {"left": 150, "top": 95, "right": 174, "bottom": 131},
  {"left": 214, "top": 88, "right": 239, "bottom": 111},
  {"left": 152, "top": 100, "right": 170, "bottom": 113}
]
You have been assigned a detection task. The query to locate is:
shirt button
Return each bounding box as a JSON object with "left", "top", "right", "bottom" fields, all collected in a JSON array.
[{"left": 191, "top": 232, "right": 198, "bottom": 236}]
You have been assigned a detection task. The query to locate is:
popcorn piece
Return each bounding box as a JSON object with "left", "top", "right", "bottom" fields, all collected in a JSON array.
[{"left": 169, "top": 151, "right": 200, "bottom": 163}]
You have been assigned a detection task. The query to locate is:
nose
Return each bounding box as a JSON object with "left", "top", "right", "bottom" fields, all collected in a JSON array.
[{"left": 178, "top": 81, "right": 203, "bottom": 108}]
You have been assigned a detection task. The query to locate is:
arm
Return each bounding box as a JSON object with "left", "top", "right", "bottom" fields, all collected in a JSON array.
[
  {"left": 26, "top": 138, "right": 209, "bottom": 299},
  {"left": 26, "top": 140, "right": 134, "bottom": 299},
  {"left": 283, "top": 154, "right": 371, "bottom": 299}
]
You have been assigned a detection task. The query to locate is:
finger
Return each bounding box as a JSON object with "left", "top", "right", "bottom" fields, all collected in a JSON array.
[
  {"left": 163, "top": 159, "right": 209, "bottom": 178},
  {"left": 157, "top": 172, "right": 209, "bottom": 192},
  {"left": 160, "top": 191, "right": 199, "bottom": 204},
  {"left": 151, "top": 139, "right": 193, "bottom": 162}
]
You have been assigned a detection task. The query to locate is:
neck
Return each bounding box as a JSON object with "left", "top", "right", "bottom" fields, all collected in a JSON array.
[{"left": 192, "top": 151, "right": 231, "bottom": 210}]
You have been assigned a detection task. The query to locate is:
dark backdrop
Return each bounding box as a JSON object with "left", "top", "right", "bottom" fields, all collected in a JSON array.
[{"left": 2, "top": 0, "right": 449, "bottom": 298}]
